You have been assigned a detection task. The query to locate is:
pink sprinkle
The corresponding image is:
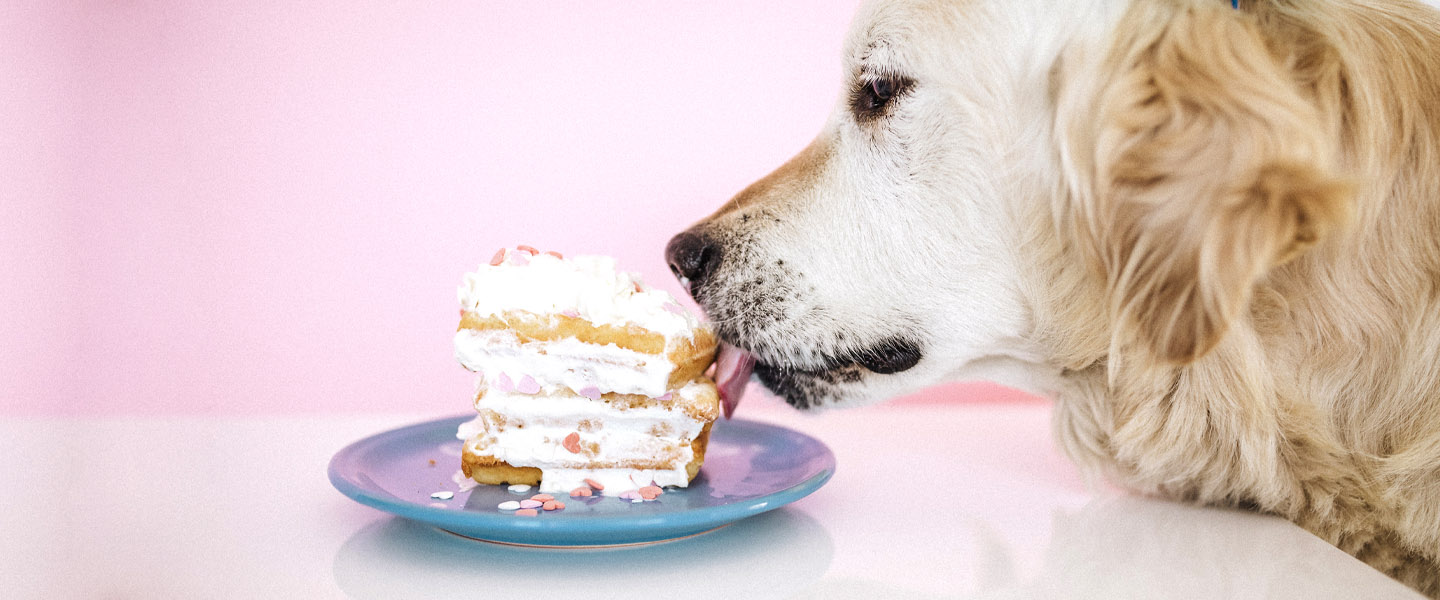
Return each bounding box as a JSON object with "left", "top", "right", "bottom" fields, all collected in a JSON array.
[
  {"left": 510, "top": 252, "right": 530, "bottom": 266},
  {"left": 489, "top": 248, "right": 506, "bottom": 266},
  {"left": 517, "top": 375, "right": 540, "bottom": 394},
  {"left": 578, "top": 386, "right": 602, "bottom": 400},
  {"left": 618, "top": 490, "right": 640, "bottom": 500},
  {"left": 516, "top": 244, "right": 540, "bottom": 255},
  {"left": 531, "top": 494, "right": 555, "bottom": 502},
  {"left": 519, "top": 499, "right": 543, "bottom": 509},
  {"left": 633, "top": 281, "right": 643, "bottom": 293},
  {"left": 562, "top": 432, "right": 582, "bottom": 454},
  {"left": 515, "top": 508, "right": 538, "bottom": 517},
  {"left": 561, "top": 309, "right": 580, "bottom": 318},
  {"left": 570, "top": 487, "right": 592, "bottom": 497},
  {"left": 663, "top": 303, "right": 685, "bottom": 315},
  {"left": 494, "top": 373, "right": 515, "bottom": 392},
  {"left": 656, "top": 392, "right": 673, "bottom": 402},
  {"left": 544, "top": 250, "right": 563, "bottom": 259},
  {"left": 583, "top": 478, "right": 605, "bottom": 491}
]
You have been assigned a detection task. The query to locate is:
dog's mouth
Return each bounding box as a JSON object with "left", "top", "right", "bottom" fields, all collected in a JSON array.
[{"left": 713, "top": 336, "right": 923, "bottom": 413}]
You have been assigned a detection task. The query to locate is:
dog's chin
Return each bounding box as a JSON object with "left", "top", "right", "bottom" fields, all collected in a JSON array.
[
  {"left": 748, "top": 337, "right": 924, "bottom": 409},
  {"left": 753, "top": 360, "right": 867, "bottom": 410},
  {"left": 713, "top": 326, "right": 926, "bottom": 410}
]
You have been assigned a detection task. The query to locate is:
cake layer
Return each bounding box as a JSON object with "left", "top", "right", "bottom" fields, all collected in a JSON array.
[
  {"left": 455, "top": 311, "right": 716, "bottom": 397},
  {"left": 457, "top": 379, "right": 718, "bottom": 494},
  {"left": 469, "top": 376, "right": 718, "bottom": 435},
  {"left": 458, "top": 250, "right": 701, "bottom": 341},
  {"left": 471, "top": 375, "right": 720, "bottom": 423},
  {"left": 461, "top": 423, "right": 711, "bottom": 494}
]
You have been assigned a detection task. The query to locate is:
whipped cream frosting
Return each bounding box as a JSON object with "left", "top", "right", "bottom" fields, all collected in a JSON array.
[
  {"left": 458, "top": 250, "right": 700, "bottom": 341},
  {"left": 454, "top": 329, "right": 676, "bottom": 398},
  {"left": 458, "top": 379, "right": 711, "bottom": 495}
]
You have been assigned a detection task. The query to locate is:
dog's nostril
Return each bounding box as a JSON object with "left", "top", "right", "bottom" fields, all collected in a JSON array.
[
  {"left": 855, "top": 338, "right": 923, "bottom": 374},
  {"left": 664, "top": 231, "right": 722, "bottom": 291}
]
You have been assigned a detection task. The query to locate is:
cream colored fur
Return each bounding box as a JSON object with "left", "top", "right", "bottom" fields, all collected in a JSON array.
[{"left": 683, "top": 0, "right": 1440, "bottom": 593}]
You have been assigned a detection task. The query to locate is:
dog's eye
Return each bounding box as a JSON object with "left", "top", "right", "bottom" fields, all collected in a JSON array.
[
  {"left": 851, "top": 75, "right": 912, "bottom": 121},
  {"left": 870, "top": 79, "right": 897, "bottom": 104}
]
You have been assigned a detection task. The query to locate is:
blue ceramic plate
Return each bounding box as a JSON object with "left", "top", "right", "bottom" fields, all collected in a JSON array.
[{"left": 328, "top": 415, "right": 835, "bottom": 547}]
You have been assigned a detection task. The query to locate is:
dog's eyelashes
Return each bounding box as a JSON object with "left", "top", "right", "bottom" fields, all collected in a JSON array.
[{"left": 851, "top": 75, "right": 913, "bottom": 122}]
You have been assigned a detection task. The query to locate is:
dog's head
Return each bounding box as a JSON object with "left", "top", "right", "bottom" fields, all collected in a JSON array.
[{"left": 669, "top": 0, "right": 1351, "bottom": 411}]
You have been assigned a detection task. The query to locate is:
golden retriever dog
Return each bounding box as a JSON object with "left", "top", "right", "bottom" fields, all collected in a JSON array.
[{"left": 666, "top": 0, "right": 1440, "bottom": 593}]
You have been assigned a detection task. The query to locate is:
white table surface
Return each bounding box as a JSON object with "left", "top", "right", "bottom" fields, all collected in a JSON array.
[{"left": 4, "top": 403, "right": 1421, "bottom": 599}]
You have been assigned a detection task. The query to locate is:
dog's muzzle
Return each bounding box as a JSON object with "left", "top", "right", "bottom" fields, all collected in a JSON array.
[{"left": 665, "top": 229, "right": 924, "bottom": 411}]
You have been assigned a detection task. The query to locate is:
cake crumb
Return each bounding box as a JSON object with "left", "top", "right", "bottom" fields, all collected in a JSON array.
[{"left": 452, "top": 470, "right": 480, "bottom": 492}]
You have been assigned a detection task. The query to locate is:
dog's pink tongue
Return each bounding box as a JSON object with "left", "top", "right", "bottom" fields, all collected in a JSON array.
[{"left": 714, "top": 342, "right": 755, "bottom": 419}]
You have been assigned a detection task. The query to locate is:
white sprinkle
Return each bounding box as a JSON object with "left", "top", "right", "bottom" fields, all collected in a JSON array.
[
  {"left": 430, "top": 491, "right": 454, "bottom": 500},
  {"left": 497, "top": 501, "right": 522, "bottom": 510},
  {"left": 429, "top": 502, "right": 447, "bottom": 508},
  {"left": 507, "top": 484, "right": 532, "bottom": 493},
  {"left": 631, "top": 498, "right": 644, "bottom": 503}
]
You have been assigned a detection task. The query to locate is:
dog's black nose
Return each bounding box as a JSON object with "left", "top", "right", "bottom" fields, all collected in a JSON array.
[{"left": 665, "top": 230, "right": 722, "bottom": 292}]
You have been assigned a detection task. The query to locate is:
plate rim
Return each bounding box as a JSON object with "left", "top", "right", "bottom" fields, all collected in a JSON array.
[{"left": 327, "top": 414, "right": 836, "bottom": 545}]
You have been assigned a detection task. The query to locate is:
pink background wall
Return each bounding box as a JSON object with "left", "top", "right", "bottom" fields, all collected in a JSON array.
[{"left": 4, "top": 1, "right": 1037, "bottom": 415}]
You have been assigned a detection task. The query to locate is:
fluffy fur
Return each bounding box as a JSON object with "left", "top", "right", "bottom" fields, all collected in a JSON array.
[{"left": 677, "top": 0, "right": 1440, "bottom": 593}]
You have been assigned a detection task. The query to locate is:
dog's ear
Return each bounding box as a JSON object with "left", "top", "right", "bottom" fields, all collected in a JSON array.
[{"left": 1062, "top": 3, "right": 1352, "bottom": 364}]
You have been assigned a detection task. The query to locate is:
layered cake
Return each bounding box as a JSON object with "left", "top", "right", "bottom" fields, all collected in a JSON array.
[{"left": 454, "top": 246, "right": 719, "bottom": 495}]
